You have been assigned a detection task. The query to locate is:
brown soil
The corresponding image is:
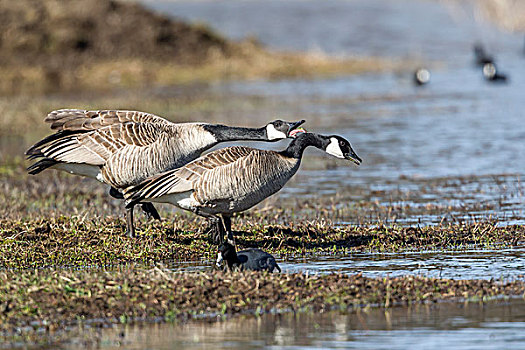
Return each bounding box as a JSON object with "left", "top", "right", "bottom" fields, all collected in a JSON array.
[
  {"left": 1, "top": 268, "right": 523, "bottom": 334},
  {"left": 0, "top": 0, "right": 229, "bottom": 67},
  {"left": 0, "top": 0, "right": 393, "bottom": 95}
]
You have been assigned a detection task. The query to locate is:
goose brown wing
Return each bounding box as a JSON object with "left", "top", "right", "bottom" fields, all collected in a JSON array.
[
  {"left": 125, "top": 146, "right": 256, "bottom": 203},
  {"left": 45, "top": 109, "right": 171, "bottom": 131},
  {"left": 27, "top": 122, "right": 166, "bottom": 165},
  {"left": 175, "top": 146, "right": 254, "bottom": 182}
]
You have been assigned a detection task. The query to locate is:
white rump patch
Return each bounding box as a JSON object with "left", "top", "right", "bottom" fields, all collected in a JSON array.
[
  {"left": 325, "top": 138, "right": 345, "bottom": 159},
  {"left": 52, "top": 163, "right": 104, "bottom": 182},
  {"left": 266, "top": 124, "right": 287, "bottom": 140},
  {"left": 155, "top": 191, "right": 199, "bottom": 211}
]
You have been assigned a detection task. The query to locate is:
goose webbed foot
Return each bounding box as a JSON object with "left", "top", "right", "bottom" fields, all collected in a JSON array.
[{"left": 141, "top": 202, "right": 161, "bottom": 220}]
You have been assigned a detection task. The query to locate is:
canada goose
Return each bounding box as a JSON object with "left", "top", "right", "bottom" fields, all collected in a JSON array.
[
  {"left": 216, "top": 242, "right": 281, "bottom": 273},
  {"left": 124, "top": 132, "right": 361, "bottom": 243},
  {"left": 26, "top": 109, "right": 305, "bottom": 237}
]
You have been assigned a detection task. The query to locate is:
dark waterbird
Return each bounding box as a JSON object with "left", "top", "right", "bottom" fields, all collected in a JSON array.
[
  {"left": 217, "top": 242, "right": 281, "bottom": 272},
  {"left": 473, "top": 43, "right": 494, "bottom": 66}
]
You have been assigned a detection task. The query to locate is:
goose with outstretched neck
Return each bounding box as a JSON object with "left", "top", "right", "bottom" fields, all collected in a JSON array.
[
  {"left": 25, "top": 109, "right": 305, "bottom": 237},
  {"left": 124, "top": 131, "right": 362, "bottom": 243}
]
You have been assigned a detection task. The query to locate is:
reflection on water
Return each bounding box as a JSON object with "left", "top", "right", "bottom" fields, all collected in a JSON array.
[
  {"left": 166, "top": 247, "right": 525, "bottom": 281},
  {"left": 87, "top": 299, "right": 525, "bottom": 350},
  {"left": 280, "top": 248, "right": 525, "bottom": 280}
]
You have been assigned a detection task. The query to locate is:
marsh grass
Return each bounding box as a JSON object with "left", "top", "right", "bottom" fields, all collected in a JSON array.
[
  {"left": 0, "top": 52, "right": 393, "bottom": 96},
  {"left": 0, "top": 267, "right": 523, "bottom": 335},
  {"left": 0, "top": 0, "right": 397, "bottom": 96},
  {"left": 0, "top": 213, "right": 523, "bottom": 269}
]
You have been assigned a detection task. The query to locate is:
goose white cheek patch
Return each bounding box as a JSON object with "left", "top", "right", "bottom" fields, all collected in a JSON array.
[
  {"left": 266, "top": 124, "right": 287, "bottom": 140},
  {"left": 325, "top": 138, "right": 345, "bottom": 159},
  {"left": 216, "top": 252, "right": 223, "bottom": 266}
]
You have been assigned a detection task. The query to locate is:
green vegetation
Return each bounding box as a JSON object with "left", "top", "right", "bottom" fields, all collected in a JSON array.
[
  {"left": 0, "top": 217, "right": 523, "bottom": 269},
  {"left": 1, "top": 268, "right": 523, "bottom": 334}
]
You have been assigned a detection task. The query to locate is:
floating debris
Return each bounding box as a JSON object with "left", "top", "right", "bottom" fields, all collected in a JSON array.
[{"left": 414, "top": 68, "right": 430, "bottom": 86}]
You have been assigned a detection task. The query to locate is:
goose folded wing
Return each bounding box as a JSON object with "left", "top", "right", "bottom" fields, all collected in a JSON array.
[
  {"left": 175, "top": 146, "right": 255, "bottom": 181},
  {"left": 26, "top": 122, "right": 165, "bottom": 165},
  {"left": 124, "top": 146, "right": 255, "bottom": 203},
  {"left": 45, "top": 109, "right": 171, "bottom": 131},
  {"left": 124, "top": 170, "right": 194, "bottom": 204}
]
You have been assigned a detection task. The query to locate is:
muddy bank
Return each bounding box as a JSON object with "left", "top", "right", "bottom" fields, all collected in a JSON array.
[
  {"left": 0, "top": 0, "right": 392, "bottom": 95},
  {"left": 0, "top": 0, "right": 229, "bottom": 66},
  {"left": 0, "top": 267, "right": 523, "bottom": 335}
]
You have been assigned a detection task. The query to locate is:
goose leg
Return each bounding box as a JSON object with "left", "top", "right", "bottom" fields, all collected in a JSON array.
[
  {"left": 110, "top": 187, "right": 161, "bottom": 221},
  {"left": 141, "top": 202, "right": 161, "bottom": 220},
  {"left": 113, "top": 187, "right": 135, "bottom": 237},
  {"left": 221, "top": 215, "right": 234, "bottom": 244},
  {"left": 206, "top": 216, "right": 225, "bottom": 244},
  {"left": 196, "top": 209, "right": 224, "bottom": 244},
  {"left": 126, "top": 205, "right": 135, "bottom": 238}
]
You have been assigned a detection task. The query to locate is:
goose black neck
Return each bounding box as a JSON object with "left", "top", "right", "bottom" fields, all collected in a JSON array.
[
  {"left": 204, "top": 125, "right": 266, "bottom": 142},
  {"left": 279, "top": 133, "right": 327, "bottom": 159}
]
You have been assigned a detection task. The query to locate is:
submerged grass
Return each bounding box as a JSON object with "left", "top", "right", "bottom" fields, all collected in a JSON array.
[{"left": 0, "top": 267, "right": 523, "bottom": 334}]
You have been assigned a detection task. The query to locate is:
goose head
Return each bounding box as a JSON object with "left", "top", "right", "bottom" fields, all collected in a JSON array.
[
  {"left": 216, "top": 242, "right": 237, "bottom": 268},
  {"left": 283, "top": 132, "right": 362, "bottom": 164},
  {"left": 324, "top": 135, "right": 362, "bottom": 165},
  {"left": 266, "top": 119, "right": 305, "bottom": 140},
  {"left": 414, "top": 68, "right": 430, "bottom": 86},
  {"left": 483, "top": 62, "right": 497, "bottom": 80}
]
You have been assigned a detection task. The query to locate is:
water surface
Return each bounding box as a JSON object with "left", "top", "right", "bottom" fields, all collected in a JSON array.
[
  {"left": 142, "top": 0, "right": 525, "bottom": 226},
  {"left": 78, "top": 299, "right": 525, "bottom": 349}
]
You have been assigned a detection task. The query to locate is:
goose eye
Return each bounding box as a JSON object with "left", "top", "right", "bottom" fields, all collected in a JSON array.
[{"left": 339, "top": 141, "right": 345, "bottom": 147}]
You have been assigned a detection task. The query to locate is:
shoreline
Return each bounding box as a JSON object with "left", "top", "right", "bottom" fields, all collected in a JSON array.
[{"left": 1, "top": 267, "right": 523, "bottom": 338}]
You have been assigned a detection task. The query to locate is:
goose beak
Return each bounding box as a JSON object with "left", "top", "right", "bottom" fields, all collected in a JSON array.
[
  {"left": 286, "top": 120, "right": 306, "bottom": 137},
  {"left": 289, "top": 127, "right": 307, "bottom": 138},
  {"left": 345, "top": 149, "right": 362, "bottom": 166}
]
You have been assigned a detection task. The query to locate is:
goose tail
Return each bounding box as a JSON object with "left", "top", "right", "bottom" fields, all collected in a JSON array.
[{"left": 27, "top": 158, "right": 58, "bottom": 175}]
